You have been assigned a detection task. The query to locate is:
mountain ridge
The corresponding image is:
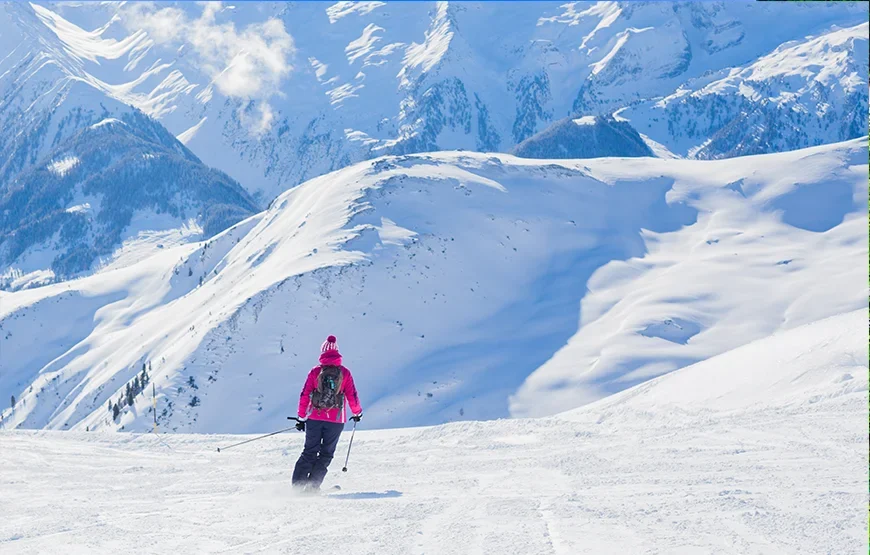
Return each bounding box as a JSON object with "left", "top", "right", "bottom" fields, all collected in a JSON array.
[{"left": 1, "top": 138, "right": 865, "bottom": 432}]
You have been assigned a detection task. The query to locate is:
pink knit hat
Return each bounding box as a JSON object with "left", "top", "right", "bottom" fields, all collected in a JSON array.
[{"left": 321, "top": 335, "right": 339, "bottom": 353}]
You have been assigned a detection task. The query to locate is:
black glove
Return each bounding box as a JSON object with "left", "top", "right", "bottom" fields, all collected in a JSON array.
[
  {"left": 350, "top": 413, "right": 362, "bottom": 422},
  {"left": 295, "top": 420, "right": 306, "bottom": 431}
]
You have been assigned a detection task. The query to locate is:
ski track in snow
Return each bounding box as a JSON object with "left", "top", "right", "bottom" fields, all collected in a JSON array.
[
  {"left": 0, "top": 396, "right": 861, "bottom": 554},
  {"left": 0, "top": 309, "right": 866, "bottom": 554}
]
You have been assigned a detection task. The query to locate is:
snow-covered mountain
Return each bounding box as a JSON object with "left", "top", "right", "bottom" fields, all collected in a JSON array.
[
  {"left": 1, "top": 2, "right": 864, "bottom": 282},
  {"left": 0, "top": 110, "right": 258, "bottom": 286},
  {"left": 1, "top": 138, "right": 865, "bottom": 433},
  {"left": 1, "top": 2, "right": 865, "bottom": 204},
  {"left": 512, "top": 115, "right": 653, "bottom": 159},
  {"left": 1, "top": 308, "right": 865, "bottom": 553},
  {"left": 624, "top": 22, "right": 870, "bottom": 159}
]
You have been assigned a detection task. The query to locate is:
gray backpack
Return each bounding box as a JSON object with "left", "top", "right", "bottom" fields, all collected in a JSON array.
[{"left": 310, "top": 365, "right": 344, "bottom": 409}]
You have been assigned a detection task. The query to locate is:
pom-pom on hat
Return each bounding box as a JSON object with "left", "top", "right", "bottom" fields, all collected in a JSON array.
[{"left": 321, "top": 335, "right": 339, "bottom": 353}]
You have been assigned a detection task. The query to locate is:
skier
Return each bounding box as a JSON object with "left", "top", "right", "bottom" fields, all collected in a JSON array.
[{"left": 292, "top": 335, "right": 362, "bottom": 491}]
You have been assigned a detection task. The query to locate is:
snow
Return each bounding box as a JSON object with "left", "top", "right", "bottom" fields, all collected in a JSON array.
[
  {"left": 572, "top": 115, "right": 596, "bottom": 126},
  {"left": 326, "top": 1, "right": 387, "bottom": 25},
  {"left": 176, "top": 116, "right": 207, "bottom": 145},
  {"left": 46, "top": 155, "right": 79, "bottom": 176},
  {"left": 327, "top": 82, "right": 364, "bottom": 106},
  {"left": 399, "top": 2, "right": 454, "bottom": 87},
  {"left": 639, "top": 132, "right": 680, "bottom": 159},
  {"left": 511, "top": 138, "right": 867, "bottom": 417},
  {"left": 375, "top": 217, "right": 416, "bottom": 247},
  {"left": 589, "top": 27, "right": 636, "bottom": 76},
  {"left": 64, "top": 202, "right": 91, "bottom": 214},
  {"left": 623, "top": 21, "right": 869, "bottom": 158},
  {"left": 345, "top": 23, "right": 385, "bottom": 65},
  {"left": 90, "top": 117, "right": 125, "bottom": 129},
  {"left": 308, "top": 57, "right": 329, "bottom": 82},
  {"left": 0, "top": 138, "right": 865, "bottom": 434},
  {"left": 738, "top": 23, "right": 868, "bottom": 92},
  {"left": 29, "top": 2, "right": 148, "bottom": 64},
  {"left": 0, "top": 308, "right": 864, "bottom": 553},
  {"left": 98, "top": 217, "right": 204, "bottom": 274},
  {"left": 1, "top": 268, "right": 55, "bottom": 291},
  {"left": 5, "top": 1, "right": 865, "bottom": 201}
]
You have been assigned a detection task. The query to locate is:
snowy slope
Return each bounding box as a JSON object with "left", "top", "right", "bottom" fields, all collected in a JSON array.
[
  {"left": 0, "top": 308, "right": 865, "bottom": 553},
  {"left": 1, "top": 2, "right": 865, "bottom": 202},
  {"left": 510, "top": 137, "right": 868, "bottom": 417},
  {"left": 0, "top": 138, "right": 865, "bottom": 433}
]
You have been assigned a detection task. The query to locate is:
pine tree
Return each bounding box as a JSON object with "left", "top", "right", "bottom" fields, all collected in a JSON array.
[
  {"left": 188, "top": 267, "right": 193, "bottom": 277},
  {"left": 10, "top": 395, "right": 15, "bottom": 410},
  {"left": 112, "top": 402, "right": 120, "bottom": 420},
  {"left": 108, "top": 400, "right": 112, "bottom": 412},
  {"left": 125, "top": 383, "right": 133, "bottom": 406},
  {"left": 133, "top": 376, "right": 141, "bottom": 395}
]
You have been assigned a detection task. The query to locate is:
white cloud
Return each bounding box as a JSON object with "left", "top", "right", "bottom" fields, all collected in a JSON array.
[
  {"left": 238, "top": 102, "right": 275, "bottom": 136},
  {"left": 122, "top": 2, "right": 294, "bottom": 133}
]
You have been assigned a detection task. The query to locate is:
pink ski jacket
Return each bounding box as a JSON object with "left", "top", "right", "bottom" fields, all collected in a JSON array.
[{"left": 297, "top": 349, "right": 362, "bottom": 424}]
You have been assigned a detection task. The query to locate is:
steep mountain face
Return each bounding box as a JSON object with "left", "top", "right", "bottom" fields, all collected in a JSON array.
[
  {"left": 0, "top": 139, "right": 865, "bottom": 433},
  {"left": 624, "top": 22, "right": 870, "bottom": 158},
  {"left": 512, "top": 115, "right": 653, "bottom": 159},
  {"left": 0, "top": 4, "right": 259, "bottom": 286},
  {"left": 0, "top": 110, "right": 258, "bottom": 286},
  {"left": 1, "top": 2, "right": 864, "bottom": 204}
]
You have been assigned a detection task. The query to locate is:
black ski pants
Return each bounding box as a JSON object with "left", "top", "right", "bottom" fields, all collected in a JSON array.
[{"left": 292, "top": 419, "right": 344, "bottom": 488}]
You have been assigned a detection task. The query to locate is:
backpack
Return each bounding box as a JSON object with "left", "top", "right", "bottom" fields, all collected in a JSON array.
[{"left": 310, "top": 365, "right": 344, "bottom": 410}]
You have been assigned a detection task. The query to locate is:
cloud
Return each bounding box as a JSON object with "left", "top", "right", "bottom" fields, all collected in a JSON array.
[
  {"left": 123, "top": 3, "right": 185, "bottom": 43},
  {"left": 238, "top": 101, "right": 275, "bottom": 136},
  {"left": 122, "top": 2, "right": 294, "bottom": 133}
]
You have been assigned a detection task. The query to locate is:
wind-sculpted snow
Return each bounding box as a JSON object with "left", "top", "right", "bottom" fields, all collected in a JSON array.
[
  {"left": 0, "top": 309, "right": 865, "bottom": 553},
  {"left": 510, "top": 138, "right": 867, "bottom": 417},
  {"left": 0, "top": 140, "right": 865, "bottom": 434}
]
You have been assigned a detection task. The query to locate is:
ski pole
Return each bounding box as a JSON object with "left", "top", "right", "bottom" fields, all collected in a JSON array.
[
  {"left": 341, "top": 419, "right": 357, "bottom": 472},
  {"left": 216, "top": 419, "right": 300, "bottom": 453}
]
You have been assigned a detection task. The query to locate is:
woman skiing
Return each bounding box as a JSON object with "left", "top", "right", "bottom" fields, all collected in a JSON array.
[{"left": 292, "top": 335, "right": 362, "bottom": 491}]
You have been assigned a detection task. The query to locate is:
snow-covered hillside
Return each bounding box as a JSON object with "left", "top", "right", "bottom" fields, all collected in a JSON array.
[
  {"left": 1, "top": 2, "right": 865, "bottom": 203},
  {"left": 0, "top": 308, "right": 865, "bottom": 553},
  {"left": 512, "top": 115, "right": 653, "bottom": 159},
  {"left": 0, "top": 138, "right": 865, "bottom": 433},
  {"left": 0, "top": 110, "right": 258, "bottom": 285}
]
